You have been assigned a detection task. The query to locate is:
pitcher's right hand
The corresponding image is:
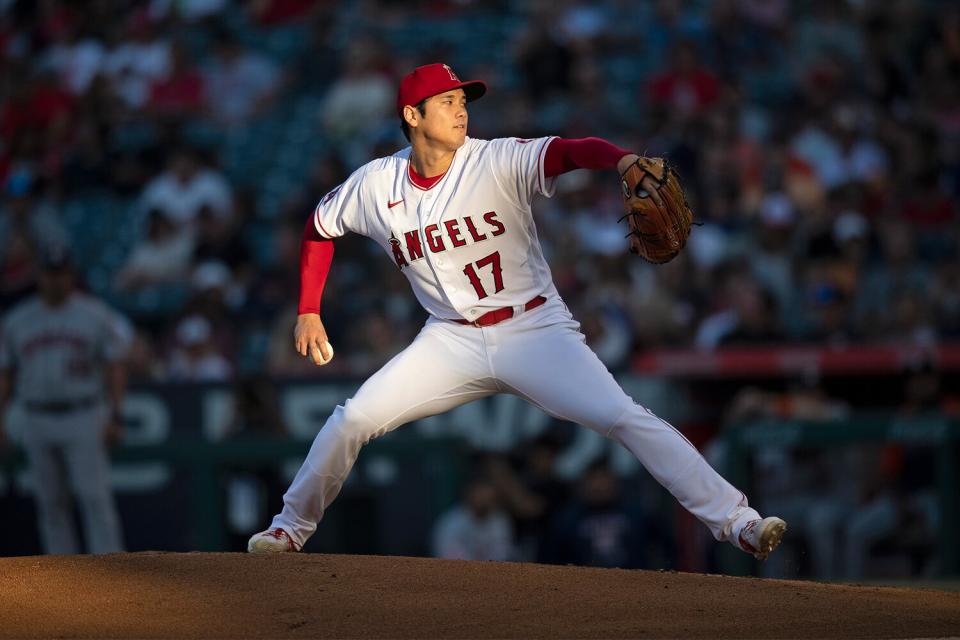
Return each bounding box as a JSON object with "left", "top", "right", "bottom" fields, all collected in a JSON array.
[{"left": 295, "top": 313, "right": 334, "bottom": 366}]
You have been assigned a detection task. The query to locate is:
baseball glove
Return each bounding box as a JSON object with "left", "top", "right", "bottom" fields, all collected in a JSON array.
[{"left": 619, "top": 157, "right": 694, "bottom": 263}]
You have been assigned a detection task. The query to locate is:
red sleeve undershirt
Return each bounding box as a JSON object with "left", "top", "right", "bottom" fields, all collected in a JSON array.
[
  {"left": 298, "top": 217, "right": 334, "bottom": 315},
  {"left": 543, "top": 137, "right": 632, "bottom": 178},
  {"left": 298, "top": 137, "right": 632, "bottom": 316}
]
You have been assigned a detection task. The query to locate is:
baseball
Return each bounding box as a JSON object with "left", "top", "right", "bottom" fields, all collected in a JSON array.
[{"left": 311, "top": 341, "right": 334, "bottom": 366}]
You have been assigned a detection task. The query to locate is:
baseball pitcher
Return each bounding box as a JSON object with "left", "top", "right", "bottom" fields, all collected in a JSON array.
[{"left": 248, "top": 64, "right": 786, "bottom": 561}]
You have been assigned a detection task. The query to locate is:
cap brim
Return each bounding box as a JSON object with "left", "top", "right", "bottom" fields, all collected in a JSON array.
[{"left": 459, "top": 80, "right": 486, "bottom": 102}]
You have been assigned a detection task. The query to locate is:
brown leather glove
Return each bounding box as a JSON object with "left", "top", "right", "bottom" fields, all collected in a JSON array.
[{"left": 619, "top": 157, "right": 694, "bottom": 263}]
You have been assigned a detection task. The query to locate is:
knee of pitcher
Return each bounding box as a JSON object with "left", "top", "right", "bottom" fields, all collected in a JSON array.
[
  {"left": 599, "top": 403, "right": 647, "bottom": 440},
  {"left": 330, "top": 401, "right": 384, "bottom": 446}
]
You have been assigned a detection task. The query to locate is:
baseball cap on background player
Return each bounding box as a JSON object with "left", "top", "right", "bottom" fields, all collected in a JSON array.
[{"left": 395, "top": 63, "right": 486, "bottom": 117}]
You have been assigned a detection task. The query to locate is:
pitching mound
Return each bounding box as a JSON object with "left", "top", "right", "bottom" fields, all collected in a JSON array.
[{"left": 1, "top": 553, "right": 958, "bottom": 639}]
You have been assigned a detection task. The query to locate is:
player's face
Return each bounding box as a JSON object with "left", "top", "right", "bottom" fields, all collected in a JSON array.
[
  {"left": 38, "top": 268, "right": 73, "bottom": 304},
  {"left": 421, "top": 89, "right": 468, "bottom": 150}
]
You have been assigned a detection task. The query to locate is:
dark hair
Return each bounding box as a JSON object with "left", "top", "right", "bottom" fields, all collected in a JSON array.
[{"left": 400, "top": 99, "right": 428, "bottom": 142}]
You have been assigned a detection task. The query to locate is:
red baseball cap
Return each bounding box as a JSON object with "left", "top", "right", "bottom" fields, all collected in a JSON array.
[{"left": 396, "top": 63, "right": 486, "bottom": 117}]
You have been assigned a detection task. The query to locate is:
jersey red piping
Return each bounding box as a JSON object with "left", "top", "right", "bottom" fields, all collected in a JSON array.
[
  {"left": 536, "top": 137, "right": 554, "bottom": 195},
  {"left": 314, "top": 209, "right": 334, "bottom": 239}
]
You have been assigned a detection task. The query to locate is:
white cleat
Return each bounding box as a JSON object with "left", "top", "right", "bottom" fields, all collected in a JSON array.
[
  {"left": 737, "top": 517, "right": 787, "bottom": 560},
  {"left": 247, "top": 527, "right": 302, "bottom": 553}
]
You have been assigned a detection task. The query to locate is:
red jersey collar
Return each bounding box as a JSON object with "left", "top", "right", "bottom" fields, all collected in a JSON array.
[{"left": 407, "top": 162, "right": 447, "bottom": 191}]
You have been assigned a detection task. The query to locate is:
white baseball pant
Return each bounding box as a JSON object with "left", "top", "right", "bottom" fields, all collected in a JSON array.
[{"left": 272, "top": 297, "right": 758, "bottom": 546}]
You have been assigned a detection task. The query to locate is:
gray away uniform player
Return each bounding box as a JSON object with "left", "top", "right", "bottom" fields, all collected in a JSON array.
[{"left": 0, "top": 250, "right": 131, "bottom": 554}]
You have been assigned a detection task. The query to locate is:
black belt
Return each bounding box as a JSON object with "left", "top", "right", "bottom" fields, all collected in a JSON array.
[{"left": 25, "top": 397, "right": 99, "bottom": 413}]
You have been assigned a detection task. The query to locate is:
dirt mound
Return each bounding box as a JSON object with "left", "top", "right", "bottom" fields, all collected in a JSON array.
[{"left": 1, "top": 553, "right": 958, "bottom": 639}]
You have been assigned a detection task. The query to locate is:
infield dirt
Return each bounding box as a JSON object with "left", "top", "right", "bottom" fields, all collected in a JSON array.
[{"left": 1, "top": 552, "right": 958, "bottom": 638}]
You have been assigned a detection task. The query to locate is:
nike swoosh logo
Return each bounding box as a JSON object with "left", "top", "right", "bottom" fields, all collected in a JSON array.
[{"left": 387, "top": 199, "right": 404, "bottom": 209}]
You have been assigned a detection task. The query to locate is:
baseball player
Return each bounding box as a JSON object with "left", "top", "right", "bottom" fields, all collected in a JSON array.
[
  {"left": 0, "top": 248, "right": 132, "bottom": 554},
  {"left": 248, "top": 63, "right": 786, "bottom": 561}
]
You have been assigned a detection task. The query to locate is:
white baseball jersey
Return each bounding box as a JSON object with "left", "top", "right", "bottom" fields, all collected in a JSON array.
[
  {"left": 0, "top": 293, "right": 133, "bottom": 403},
  {"left": 312, "top": 136, "right": 558, "bottom": 322}
]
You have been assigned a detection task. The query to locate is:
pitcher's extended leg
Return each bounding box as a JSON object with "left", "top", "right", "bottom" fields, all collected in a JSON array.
[
  {"left": 270, "top": 321, "right": 497, "bottom": 547},
  {"left": 493, "top": 314, "right": 758, "bottom": 542}
]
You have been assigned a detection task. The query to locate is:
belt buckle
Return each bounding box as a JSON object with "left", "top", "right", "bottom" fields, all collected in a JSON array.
[{"left": 471, "top": 319, "right": 483, "bottom": 328}]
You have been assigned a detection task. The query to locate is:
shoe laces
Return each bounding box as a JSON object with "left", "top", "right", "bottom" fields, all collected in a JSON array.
[{"left": 266, "top": 528, "right": 299, "bottom": 551}]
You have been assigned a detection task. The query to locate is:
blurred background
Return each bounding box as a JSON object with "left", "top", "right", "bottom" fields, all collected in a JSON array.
[{"left": 0, "top": 0, "right": 958, "bottom": 583}]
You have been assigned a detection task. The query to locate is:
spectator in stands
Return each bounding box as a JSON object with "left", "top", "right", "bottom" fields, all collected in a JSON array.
[
  {"left": 432, "top": 474, "right": 516, "bottom": 562},
  {"left": 60, "top": 116, "right": 115, "bottom": 192},
  {"left": 103, "top": 15, "right": 172, "bottom": 110},
  {"left": 716, "top": 287, "right": 783, "bottom": 347},
  {"left": 792, "top": 1, "right": 863, "bottom": 77},
  {"left": 512, "top": 21, "right": 574, "bottom": 101},
  {"left": 147, "top": 40, "right": 205, "bottom": 119},
  {"left": 186, "top": 260, "right": 244, "bottom": 345},
  {"left": 803, "top": 278, "right": 859, "bottom": 346},
  {"left": 114, "top": 208, "right": 194, "bottom": 291},
  {"left": 166, "top": 314, "right": 232, "bottom": 381},
  {"left": 42, "top": 18, "right": 106, "bottom": 96},
  {"left": 884, "top": 289, "right": 938, "bottom": 348},
  {"left": 0, "top": 226, "right": 38, "bottom": 308},
  {"left": 0, "top": 169, "right": 67, "bottom": 254},
  {"left": 125, "top": 328, "right": 166, "bottom": 381},
  {"left": 192, "top": 205, "right": 252, "bottom": 278},
  {"left": 557, "top": 1, "right": 612, "bottom": 50},
  {"left": 640, "top": 0, "right": 709, "bottom": 69},
  {"left": 625, "top": 253, "right": 697, "bottom": 348},
  {"left": 855, "top": 217, "right": 930, "bottom": 340},
  {"left": 540, "top": 460, "right": 670, "bottom": 569},
  {"left": 203, "top": 29, "right": 283, "bottom": 127},
  {"left": 320, "top": 37, "right": 393, "bottom": 146},
  {"left": 0, "top": 171, "right": 66, "bottom": 305},
  {"left": 695, "top": 260, "right": 782, "bottom": 349},
  {"left": 484, "top": 436, "right": 570, "bottom": 562},
  {"left": 902, "top": 168, "right": 956, "bottom": 259},
  {"left": 0, "top": 67, "right": 75, "bottom": 148},
  {"left": 138, "top": 147, "right": 233, "bottom": 228},
  {"left": 790, "top": 105, "right": 888, "bottom": 192},
  {"left": 748, "top": 191, "right": 798, "bottom": 326},
  {"left": 647, "top": 39, "right": 721, "bottom": 121}
]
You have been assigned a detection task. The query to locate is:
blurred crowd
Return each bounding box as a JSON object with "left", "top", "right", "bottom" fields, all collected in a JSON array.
[
  {"left": 1, "top": 0, "right": 958, "bottom": 383},
  {"left": 431, "top": 440, "right": 675, "bottom": 569}
]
